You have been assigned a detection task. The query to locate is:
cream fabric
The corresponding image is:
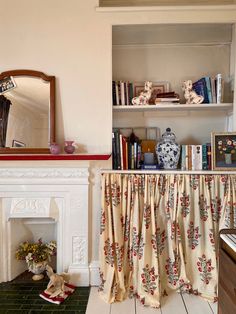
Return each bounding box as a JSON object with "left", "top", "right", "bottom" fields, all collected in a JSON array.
[{"left": 99, "top": 173, "right": 236, "bottom": 308}]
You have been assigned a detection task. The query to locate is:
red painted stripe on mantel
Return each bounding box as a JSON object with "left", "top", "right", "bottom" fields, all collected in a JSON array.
[{"left": 0, "top": 154, "right": 111, "bottom": 161}]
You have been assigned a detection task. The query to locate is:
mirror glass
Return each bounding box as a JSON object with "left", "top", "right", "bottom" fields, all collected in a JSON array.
[{"left": 0, "top": 70, "right": 55, "bottom": 154}]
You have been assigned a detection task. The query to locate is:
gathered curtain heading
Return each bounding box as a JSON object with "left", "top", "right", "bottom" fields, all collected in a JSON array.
[{"left": 99, "top": 173, "right": 236, "bottom": 308}]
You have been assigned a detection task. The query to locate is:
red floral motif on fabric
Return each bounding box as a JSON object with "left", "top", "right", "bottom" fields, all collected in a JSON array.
[
  {"left": 165, "top": 258, "right": 179, "bottom": 286},
  {"left": 98, "top": 271, "right": 106, "bottom": 292},
  {"left": 132, "top": 227, "right": 144, "bottom": 260},
  {"left": 104, "top": 184, "right": 110, "bottom": 206},
  {"left": 210, "top": 197, "right": 222, "bottom": 222},
  {"left": 141, "top": 264, "right": 158, "bottom": 295},
  {"left": 151, "top": 228, "right": 166, "bottom": 257},
  {"left": 144, "top": 204, "right": 151, "bottom": 229},
  {"left": 104, "top": 239, "right": 124, "bottom": 271},
  {"left": 171, "top": 221, "right": 181, "bottom": 241},
  {"left": 187, "top": 222, "right": 201, "bottom": 249},
  {"left": 209, "top": 229, "right": 216, "bottom": 252},
  {"left": 220, "top": 175, "right": 229, "bottom": 195},
  {"left": 197, "top": 254, "right": 214, "bottom": 284},
  {"left": 120, "top": 214, "right": 130, "bottom": 241},
  {"left": 199, "top": 194, "right": 209, "bottom": 221},
  {"left": 190, "top": 175, "right": 200, "bottom": 190},
  {"left": 100, "top": 211, "right": 106, "bottom": 235},
  {"left": 111, "top": 182, "right": 121, "bottom": 207},
  {"left": 180, "top": 191, "right": 190, "bottom": 217}
]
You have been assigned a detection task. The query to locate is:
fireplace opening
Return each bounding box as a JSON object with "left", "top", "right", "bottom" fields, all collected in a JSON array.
[{"left": 8, "top": 218, "right": 57, "bottom": 281}]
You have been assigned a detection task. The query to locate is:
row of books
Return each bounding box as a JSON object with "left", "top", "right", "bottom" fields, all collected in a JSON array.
[
  {"left": 112, "top": 130, "right": 142, "bottom": 170},
  {"left": 112, "top": 81, "right": 134, "bottom": 106},
  {"left": 181, "top": 144, "right": 211, "bottom": 171},
  {"left": 192, "top": 74, "right": 223, "bottom": 104}
]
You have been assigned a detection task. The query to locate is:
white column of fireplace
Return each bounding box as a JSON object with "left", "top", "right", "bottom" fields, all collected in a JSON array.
[{"left": 0, "top": 167, "right": 89, "bottom": 286}]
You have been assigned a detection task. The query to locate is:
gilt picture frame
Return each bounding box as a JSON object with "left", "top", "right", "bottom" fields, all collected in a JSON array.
[
  {"left": 211, "top": 132, "right": 236, "bottom": 170},
  {"left": 133, "top": 81, "right": 170, "bottom": 105}
]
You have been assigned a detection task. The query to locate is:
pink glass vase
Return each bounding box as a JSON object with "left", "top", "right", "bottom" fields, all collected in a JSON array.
[
  {"left": 64, "top": 141, "right": 75, "bottom": 154},
  {"left": 50, "top": 143, "right": 60, "bottom": 155}
]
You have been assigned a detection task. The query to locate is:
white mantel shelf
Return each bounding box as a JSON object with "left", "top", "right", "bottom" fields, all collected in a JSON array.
[
  {"left": 101, "top": 169, "right": 236, "bottom": 175},
  {"left": 113, "top": 103, "right": 233, "bottom": 112}
]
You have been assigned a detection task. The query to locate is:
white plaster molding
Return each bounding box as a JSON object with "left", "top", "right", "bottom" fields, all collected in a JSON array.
[
  {"left": 0, "top": 168, "right": 89, "bottom": 184},
  {"left": 72, "top": 236, "right": 86, "bottom": 265},
  {"left": 89, "top": 260, "right": 100, "bottom": 286},
  {"left": 10, "top": 198, "right": 51, "bottom": 218}
]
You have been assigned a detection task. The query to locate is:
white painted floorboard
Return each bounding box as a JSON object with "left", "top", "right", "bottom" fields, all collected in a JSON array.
[
  {"left": 161, "top": 292, "right": 187, "bottom": 314},
  {"left": 86, "top": 287, "right": 218, "bottom": 314},
  {"left": 181, "top": 293, "right": 212, "bottom": 314}
]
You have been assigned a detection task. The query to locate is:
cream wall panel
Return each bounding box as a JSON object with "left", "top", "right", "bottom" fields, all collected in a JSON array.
[{"left": 0, "top": 0, "right": 236, "bottom": 270}]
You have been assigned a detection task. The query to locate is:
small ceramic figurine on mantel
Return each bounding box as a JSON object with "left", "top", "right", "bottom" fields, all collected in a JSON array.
[
  {"left": 64, "top": 141, "right": 75, "bottom": 154},
  {"left": 132, "top": 81, "right": 153, "bottom": 106},
  {"left": 182, "top": 80, "right": 204, "bottom": 104}
]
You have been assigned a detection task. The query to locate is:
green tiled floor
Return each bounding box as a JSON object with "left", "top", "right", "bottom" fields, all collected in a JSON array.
[{"left": 0, "top": 272, "right": 90, "bottom": 314}]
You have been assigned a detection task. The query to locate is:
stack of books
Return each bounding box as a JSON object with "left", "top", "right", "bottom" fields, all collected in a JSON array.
[
  {"left": 192, "top": 74, "right": 223, "bottom": 104},
  {"left": 112, "top": 129, "right": 142, "bottom": 170},
  {"left": 155, "top": 92, "right": 179, "bottom": 104},
  {"left": 181, "top": 144, "right": 211, "bottom": 170}
]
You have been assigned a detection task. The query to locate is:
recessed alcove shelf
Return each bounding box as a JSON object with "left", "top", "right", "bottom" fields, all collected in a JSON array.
[
  {"left": 113, "top": 103, "right": 233, "bottom": 112},
  {"left": 0, "top": 154, "right": 111, "bottom": 161}
]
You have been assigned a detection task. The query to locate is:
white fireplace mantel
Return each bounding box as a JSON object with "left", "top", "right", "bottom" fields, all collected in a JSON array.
[{"left": 0, "top": 167, "right": 90, "bottom": 286}]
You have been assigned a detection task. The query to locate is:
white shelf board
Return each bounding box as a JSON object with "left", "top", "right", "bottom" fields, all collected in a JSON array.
[
  {"left": 113, "top": 103, "right": 233, "bottom": 112},
  {"left": 101, "top": 169, "right": 236, "bottom": 174}
]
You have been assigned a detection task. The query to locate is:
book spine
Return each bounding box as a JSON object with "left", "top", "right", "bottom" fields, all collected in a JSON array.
[
  {"left": 115, "top": 81, "right": 120, "bottom": 106},
  {"left": 216, "top": 74, "right": 222, "bottom": 104},
  {"left": 137, "top": 144, "right": 142, "bottom": 169},
  {"left": 112, "top": 132, "right": 117, "bottom": 169},
  {"left": 112, "top": 81, "right": 116, "bottom": 106},
  {"left": 114, "top": 130, "right": 121, "bottom": 170},
  {"left": 194, "top": 145, "right": 202, "bottom": 170},
  {"left": 120, "top": 134, "right": 123, "bottom": 170},
  {"left": 181, "top": 145, "right": 186, "bottom": 170},
  {"left": 120, "top": 81, "right": 125, "bottom": 106},
  {"left": 207, "top": 144, "right": 212, "bottom": 170},
  {"left": 122, "top": 136, "right": 127, "bottom": 170},
  {"left": 205, "top": 77, "right": 212, "bottom": 103},
  {"left": 188, "top": 145, "right": 192, "bottom": 170},
  {"left": 191, "top": 145, "right": 196, "bottom": 171},
  {"left": 185, "top": 145, "right": 189, "bottom": 170},
  {"left": 129, "top": 82, "right": 133, "bottom": 105},
  {"left": 202, "top": 78, "right": 209, "bottom": 103},
  {"left": 211, "top": 77, "right": 216, "bottom": 103},
  {"left": 202, "top": 144, "right": 208, "bottom": 170}
]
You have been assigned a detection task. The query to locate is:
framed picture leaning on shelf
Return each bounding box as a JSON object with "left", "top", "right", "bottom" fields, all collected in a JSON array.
[
  {"left": 211, "top": 132, "right": 236, "bottom": 170},
  {"left": 133, "top": 81, "right": 170, "bottom": 105}
]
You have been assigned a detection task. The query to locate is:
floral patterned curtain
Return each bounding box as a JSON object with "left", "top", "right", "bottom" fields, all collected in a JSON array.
[{"left": 99, "top": 173, "right": 236, "bottom": 308}]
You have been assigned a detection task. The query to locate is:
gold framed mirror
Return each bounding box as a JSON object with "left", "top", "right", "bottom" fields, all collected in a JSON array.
[{"left": 0, "top": 69, "right": 55, "bottom": 154}]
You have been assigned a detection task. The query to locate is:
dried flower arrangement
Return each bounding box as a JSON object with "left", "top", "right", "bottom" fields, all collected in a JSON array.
[{"left": 15, "top": 238, "right": 56, "bottom": 267}]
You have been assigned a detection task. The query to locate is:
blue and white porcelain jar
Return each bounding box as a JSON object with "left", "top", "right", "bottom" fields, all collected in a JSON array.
[{"left": 156, "top": 128, "right": 180, "bottom": 169}]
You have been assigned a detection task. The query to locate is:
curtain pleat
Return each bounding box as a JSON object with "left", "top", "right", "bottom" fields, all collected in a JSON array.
[{"left": 99, "top": 173, "right": 236, "bottom": 308}]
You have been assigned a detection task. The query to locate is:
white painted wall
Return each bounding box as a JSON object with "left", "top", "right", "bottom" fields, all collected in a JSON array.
[{"left": 0, "top": 0, "right": 236, "bottom": 281}]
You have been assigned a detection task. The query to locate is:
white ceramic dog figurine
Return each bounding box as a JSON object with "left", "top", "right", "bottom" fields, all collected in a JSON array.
[
  {"left": 182, "top": 80, "right": 204, "bottom": 104},
  {"left": 132, "top": 81, "right": 153, "bottom": 105},
  {"left": 45, "top": 265, "right": 69, "bottom": 298}
]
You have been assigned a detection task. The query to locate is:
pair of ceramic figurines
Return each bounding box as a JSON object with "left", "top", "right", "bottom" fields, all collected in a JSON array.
[
  {"left": 50, "top": 141, "right": 75, "bottom": 155},
  {"left": 132, "top": 80, "right": 204, "bottom": 105}
]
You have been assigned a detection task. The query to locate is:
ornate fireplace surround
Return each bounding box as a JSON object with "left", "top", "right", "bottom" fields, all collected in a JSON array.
[{"left": 0, "top": 167, "right": 89, "bottom": 286}]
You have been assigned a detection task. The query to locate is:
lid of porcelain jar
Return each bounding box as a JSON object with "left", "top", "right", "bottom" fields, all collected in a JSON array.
[{"left": 161, "top": 128, "right": 176, "bottom": 142}]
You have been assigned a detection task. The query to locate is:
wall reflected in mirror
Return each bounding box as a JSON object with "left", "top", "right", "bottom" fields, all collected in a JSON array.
[{"left": 1, "top": 76, "right": 50, "bottom": 148}]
